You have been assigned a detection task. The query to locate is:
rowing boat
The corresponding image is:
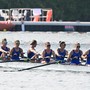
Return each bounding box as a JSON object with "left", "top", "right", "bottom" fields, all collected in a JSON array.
[{"left": 0, "top": 59, "right": 90, "bottom": 73}]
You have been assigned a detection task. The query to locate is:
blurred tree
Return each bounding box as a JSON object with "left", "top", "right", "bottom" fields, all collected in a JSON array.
[{"left": 0, "top": 0, "right": 90, "bottom": 21}]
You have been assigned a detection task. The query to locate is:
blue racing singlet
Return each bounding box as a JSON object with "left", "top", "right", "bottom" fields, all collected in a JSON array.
[
  {"left": 71, "top": 50, "right": 82, "bottom": 65},
  {"left": 0, "top": 46, "right": 10, "bottom": 56},
  {"left": 86, "top": 50, "right": 90, "bottom": 64},
  {"left": 27, "top": 51, "right": 35, "bottom": 59},
  {"left": 44, "top": 49, "right": 52, "bottom": 63},
  {"left": 11, "top": 48, "right": 21, "bottom": 61},
  {"left": 56, "top": 49, "right": 66, "bottom": 61}
]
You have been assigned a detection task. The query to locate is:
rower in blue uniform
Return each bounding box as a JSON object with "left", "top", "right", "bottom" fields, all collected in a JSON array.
[
  {"left": 67, "top": 43, "right": 83, "bottom": 65},
  {"left": 41, "top": 42, "right": 56, "bottom": 64},
  {"left": 27, "top": 40, "right": 40, "bottom": 63},
  {"left": 0, "top": 38, "right": 10, "bottom": 61},
  {"left": 10, "top": 40, "right": 24, "bottom": 61},
  {"left": 56, "top": 41, "right": 68, "bottom": 63},
  {"left": 83, "top": 49, "right": 90, "bottom": 65}
]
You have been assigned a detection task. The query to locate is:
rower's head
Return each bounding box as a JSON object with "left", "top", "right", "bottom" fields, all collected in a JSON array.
[
  {"left": 45, "top": 42, "right": 51, "bottom": 49},
  {"left": 2, "top": 38, "right": 7, "bottom": 46},
  {"left": 59, "top": 41, "right": 66, "bottom": 49},
  {"left": 30, "top": 40, "right": 37, "bottom": 47},
  {"left": 14, "top": 40, "right": 20, "bottom": 47},
  {"left": 75, "top": 43, "right": 80, "bottom": 50}
]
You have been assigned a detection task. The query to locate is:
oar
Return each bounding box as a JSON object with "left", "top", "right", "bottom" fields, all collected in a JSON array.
[
  {"left": 18, "top": 61, "right": 57, "bottom": 71},
  {"left": 14, "top": 57, "right": 57, "bottom": 71},
  {"left": 18, "top": 59, "right": 84, "bottom": 72}
]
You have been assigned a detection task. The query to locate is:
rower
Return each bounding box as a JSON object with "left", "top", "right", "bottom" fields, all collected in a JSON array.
[
  {"left": 41, "top": 42, "right": 56, "bottom": 64},
  {"left": 56, "top": 41, "right": 68, "bottom": 63},
  {"left": 67, "top": 43, "right": 83, "bottom": 65},
  {"left": 10, "top": 40, "right": 24, "bottom": 61},
  {"left": 83, "top": 49, "right": 90, "bottom": 65},
  {"left": 27, "top": 40, "right": 40, "bottom": 63},
  {"left": 0, "top": 38, "right": 10, "bottom": 61}
]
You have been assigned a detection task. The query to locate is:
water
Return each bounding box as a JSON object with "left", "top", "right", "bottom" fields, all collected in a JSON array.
[
  {"left": 0, "top": 31, "right": 90, "bottom": 90},
  {"left": 0, "top": 71, "right": 90, "bottom": 90}
]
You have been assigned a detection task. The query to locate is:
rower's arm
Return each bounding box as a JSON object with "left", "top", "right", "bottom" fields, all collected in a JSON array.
[
  {"left": 56, "top": 49, "right": 60, "bottom": 56},
  {"left": 0, "top": 48, "right": 7, "bottom": 53},
  {"left": 52, "top": 50, "right": 56, "bottom": 60},
  {"left": 9, "top": 48, "right": 14, "bottom": 57},
  {"left": 82, "top": 50, "right": 89, "bottom": 59},
  {"left": 67, "top": 51, "right": 73, "bottom": 62},
  {"left": 80, "top": 50, "right": 84, "bottom": 61},
  {"left": 42, "top": 50, "right": 45, "bottom": 59},
  {"left": 20, "top": 48, "right": 24, "bottom": 58}
]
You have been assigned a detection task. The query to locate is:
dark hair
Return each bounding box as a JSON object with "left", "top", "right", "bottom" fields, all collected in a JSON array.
[
  {"left": 2, "top": 38, "right": 7, "bottom": 43},
  {"left": 75, "top": 43, "right": 80, "bottom": 48},
  {"left": 59, "top": 41, "right": 66, "bottom": 47},
  {"left": 30, "top": 40, "right": 37, "bottom": 45},
  {"left": 15, "top": 40, "right": 20, "bottom": 44},
  {"left": 45, "top": 42, "right": 51, "bottom": 45}
]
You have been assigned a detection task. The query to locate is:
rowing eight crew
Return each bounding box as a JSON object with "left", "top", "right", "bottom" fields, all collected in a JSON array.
[{"left": 0, "top": 38, "right": 90, "bottom": 65}]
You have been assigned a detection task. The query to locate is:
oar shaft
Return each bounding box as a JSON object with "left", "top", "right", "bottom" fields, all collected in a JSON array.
[{"left": 18, "top": 62, "right": 56, "bottom": 71}]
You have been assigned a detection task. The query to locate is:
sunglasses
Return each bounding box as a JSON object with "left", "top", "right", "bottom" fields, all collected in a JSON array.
[
  {"left": 3, "top": 41, "right": 7, "bottom": 44},
  {"left": 60, "top": 44, "right": 66, "bottom": 47},
  {"left": 16, "top": 42, "right": 20, "bottom": 45},
  {"left": 47, "top": 45, "right": 51, "bottom": 47},
  {"left": 77, "top": 46, "right": 80, "bottom": 48}
]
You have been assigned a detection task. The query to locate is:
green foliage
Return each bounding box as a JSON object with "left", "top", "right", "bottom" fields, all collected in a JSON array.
[{"left": 0, "top": 0, "right": 90, "bottom": 21}]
